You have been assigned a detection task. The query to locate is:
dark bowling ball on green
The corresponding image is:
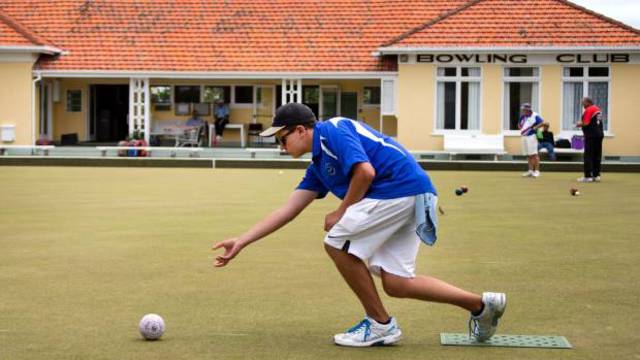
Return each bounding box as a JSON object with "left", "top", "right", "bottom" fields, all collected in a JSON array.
[{"left": 455, "top": 188, "right": 464, "bottom": 196}]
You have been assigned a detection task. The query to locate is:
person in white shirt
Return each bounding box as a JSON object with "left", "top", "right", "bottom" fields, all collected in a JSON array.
[{"left": 518, "top": 103, "right": 544, "bottom": 177}]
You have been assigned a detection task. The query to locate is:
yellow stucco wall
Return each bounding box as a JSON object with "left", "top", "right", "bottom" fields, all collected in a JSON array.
[
  {"left": 0, "top": 62, "right": 35, "bottom": 145},
  {"left": 396, "top": 63, "right": 441, "bottom": 151},
  {"left": 481, "top": 65, "right": 502, "bottom": 135},
  {"left": 608, "top": 64, "right": 640, "bottom": 156},
  {"left": 34, "top": 65, "right": 640, "bottom": 154},
  {"left": 53, "top": 79, "right": 91, "bottom": 141},
  {"left": 397, "top": 62, "right": 640, "bottom": 156}
]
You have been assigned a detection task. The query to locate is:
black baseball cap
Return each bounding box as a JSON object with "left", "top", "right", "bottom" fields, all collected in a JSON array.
[{"left": 260, "top": 103, "right": 317, "bottom": 137}]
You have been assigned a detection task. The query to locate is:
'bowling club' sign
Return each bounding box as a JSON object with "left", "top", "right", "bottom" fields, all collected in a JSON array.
[{"left": 414, "top": 53, "right": 634, "bottom": 64}]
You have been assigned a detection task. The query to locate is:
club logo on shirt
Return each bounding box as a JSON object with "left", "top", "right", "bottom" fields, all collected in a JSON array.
[{"left": 325, "top": 162, "right": 336, "bottom": 176}]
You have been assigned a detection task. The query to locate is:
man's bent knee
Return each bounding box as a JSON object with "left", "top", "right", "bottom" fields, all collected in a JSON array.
[{"left": 381, "top": 271, "right": 409, "bottom": 298}]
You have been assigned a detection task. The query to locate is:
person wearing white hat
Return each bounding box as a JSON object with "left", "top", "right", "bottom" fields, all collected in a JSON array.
[{"left": 518, "top": 103, "right": 545, "bottom": 178}]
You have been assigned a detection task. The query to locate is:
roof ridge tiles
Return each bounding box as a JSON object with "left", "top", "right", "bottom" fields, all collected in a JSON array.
[
  {"left": 0, "top": 8, "right": 57, "bottom": 47},
  {"left": 555, "top": 0, "right": 640, "bottom": 35},
  {"left": 380, "top": 0, "right": 640, "bottom": 49},
  {"left": 380, "top": 0, "right": 484, "bottom": 48}
]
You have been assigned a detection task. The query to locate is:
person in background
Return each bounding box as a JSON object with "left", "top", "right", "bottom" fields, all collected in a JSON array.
[
  {"left": 576, "top": 97, "right": 604, "bottom": 183},
  {"left": 213, "top": 99, "right": 230, "bottom": 143},
  {"left": 537, "top": 122, "right": 556, "bottom": 161},
  {"left": 185, "top": 109, "right": 206, "bottom": 145},
  {"left": 35, "top": 135, "right": 54, "bottom": 146},
  {"left": 186, "top": 109, "right": 205, "bottom": 128},
  {"left": 117, "top": 135, "right": 131, "bottom": 157},
  {"left": 518, "top": 103, "right": 544, "bottom": 177}
]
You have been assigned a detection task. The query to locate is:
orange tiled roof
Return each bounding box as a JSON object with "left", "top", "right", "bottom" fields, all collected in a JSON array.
[
  {"left": 1, "top": 1, "right": 639, "bottom": 72},
  {"left": 383, "top": 0, "right": 640, "bottom": 49},
  {"left": 0, "top": 0, "right": 469, "bottom": 72},
  {"left": 0, "top": 9, "right": 56, "bottom": 48}
]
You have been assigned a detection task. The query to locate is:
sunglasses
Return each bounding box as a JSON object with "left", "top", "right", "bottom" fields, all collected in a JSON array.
[{"left": 276, "top": 128, "right": 295, "bottom": 147}]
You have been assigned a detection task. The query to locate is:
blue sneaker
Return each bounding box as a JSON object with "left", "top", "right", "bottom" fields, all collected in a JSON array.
[{"left": 334, "top": 316, "right": 402, "bottom": 347}]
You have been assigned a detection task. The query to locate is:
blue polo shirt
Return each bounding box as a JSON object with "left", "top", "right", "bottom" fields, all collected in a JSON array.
[{"left": 296, "top": 118, "right": 436, "bottom": 200}]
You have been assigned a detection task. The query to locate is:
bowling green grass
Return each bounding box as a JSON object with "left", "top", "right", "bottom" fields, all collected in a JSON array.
[{"left": 1, "top": 167, "right": 639, "bottom": 360}]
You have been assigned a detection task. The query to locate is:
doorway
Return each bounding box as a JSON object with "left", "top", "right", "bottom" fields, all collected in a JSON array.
[
  {"left": 340, "top": 92, "right": 358, "bottom": 120},
  {"left": 90, "top": 85, "right": 129, "bottom": 142}
]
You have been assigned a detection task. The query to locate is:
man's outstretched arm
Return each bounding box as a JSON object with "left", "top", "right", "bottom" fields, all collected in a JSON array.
[{"left": 212, "top": 189, "right": 318, "bottom": 267}]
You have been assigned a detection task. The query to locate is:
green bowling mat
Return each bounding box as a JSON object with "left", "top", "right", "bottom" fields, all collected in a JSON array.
[{"left": 440, "top": 333, "right": 572, "bottom": 349}]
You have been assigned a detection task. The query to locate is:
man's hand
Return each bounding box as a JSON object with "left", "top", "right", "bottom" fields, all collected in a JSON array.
[
  {"left": 324, "top": 209, "right": 345, "bottom": 232},
  {"left": 576, "top": 121, "right": 583, "bottom": 127},
  {"left": 212, "top": 238, "right": 245, "bottom": 267}
]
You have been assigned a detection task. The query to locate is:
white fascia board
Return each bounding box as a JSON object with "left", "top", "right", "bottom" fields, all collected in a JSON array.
[
  {"left": 35, "top": 70, "right": 398, "bottom": 79},
  {"left": 377, "top": 46, "right": 640, "bottom": 54},
  {"left": 0, "top": 45, "right": 62, "bottom": 55}
]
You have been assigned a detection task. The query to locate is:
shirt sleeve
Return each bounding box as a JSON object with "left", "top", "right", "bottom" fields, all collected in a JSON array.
[
  {"left": 296, "top": 166, "right": 329, "bottom": 199},
  {"left": 535, "top": 115, "right": 544, "bottom": 126},
  {"left": 328, "top": 121, "right": 371, "bottom": 177}
]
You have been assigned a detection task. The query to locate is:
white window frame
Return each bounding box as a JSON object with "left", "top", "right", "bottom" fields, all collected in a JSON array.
[
  {"left": 560, "top": 65, "right": 612, "bottom": 137},
  {"left": 433, "top": 66, "right": 482, "bottom": 134},
  {"left": 502, "top": 66, "right": 541, "bottom": 136}
]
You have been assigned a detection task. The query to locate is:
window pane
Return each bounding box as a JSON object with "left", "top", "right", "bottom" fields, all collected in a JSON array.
[
  {"left": 303, "top": 86, "right": 319, "bottom": 104},
  {"left": 588, "top": 82, "right": 608, "bottom": 131},
  {"left": 204, "top": 86, "right": 230, "bottom": 103},
  {"left": 234, "top": 86, "right": 253, "bottom": 104},
  {"left": 461, "top": 82, "right": 468, "bottom": 129},
  {"left": 438, "top": 67, "right": 457, "bottom": 77},
  {"left": 175, "top": 86, "right": 200, "bottom": 103},
  {"left": 437, "top": 82, "right": 456, "bottom": 129},
  {"left": 564, "top": 67, "right": 584, "bottom": 77},
  {"left": 462, "top": 82, "right": 480, "bottom": 130},
  {"left": 506, "top": 67, "right": 538, "bottom": 77},
  {"left": 321, "top": 89, "right": 338, "bottom": 120},
  {"left": 66, "top": 90, "right": 82, "bottom": 112},
  {"left": 462, "top": 67, "right": 480, "bottom": 77},
  {"left": 562, "top": 82, "right": 583, "bottom": 130},
  {"left": 151, "top": 86, "right": 171, "bottom": 105},
  {"left": 588, "top": 67, "right": 609, "bottom": 77},
  {"left": 363, "top": 86, "right": 381, "bottom": 104},
  {"left": 504, "top": 82, "right": 536, "bottom": 130}
]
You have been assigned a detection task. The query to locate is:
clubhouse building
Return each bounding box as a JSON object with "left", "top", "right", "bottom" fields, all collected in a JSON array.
[{"left": 1, "top": 0, "right": 640, "bottom": 157}]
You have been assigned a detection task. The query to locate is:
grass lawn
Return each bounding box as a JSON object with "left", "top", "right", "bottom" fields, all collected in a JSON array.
[{"left": 1, "top": 167, "right": 639, "bottom": 360}]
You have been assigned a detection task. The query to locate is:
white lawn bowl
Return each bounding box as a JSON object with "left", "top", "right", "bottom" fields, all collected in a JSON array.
[{"left": 139, "top": 314, "right": 165, "bottom": 340}]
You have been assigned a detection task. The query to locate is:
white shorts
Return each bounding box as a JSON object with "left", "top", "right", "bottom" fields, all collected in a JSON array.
[
  {"left": 324, "top": 196, "right": 420, "bottom": 278},
  {"left": 522, "top": 135, "right": 538, "bottom": 156}
]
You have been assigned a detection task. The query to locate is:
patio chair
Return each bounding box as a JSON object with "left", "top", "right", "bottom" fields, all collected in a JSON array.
[
  {"left": 247, "top": 123, "right": 264, "bottom": 147},
  {"left": 175, "top": 125, "right": 204, "bottom": 147}
]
